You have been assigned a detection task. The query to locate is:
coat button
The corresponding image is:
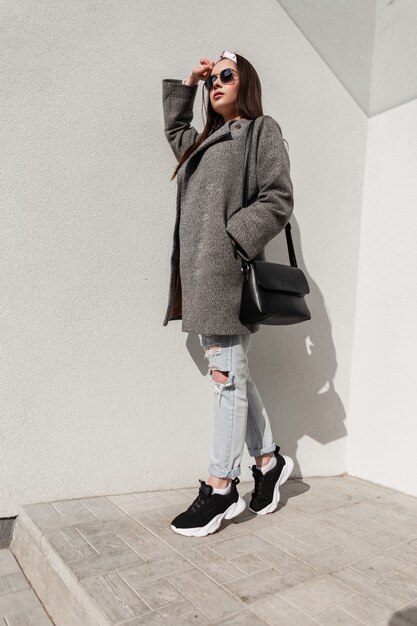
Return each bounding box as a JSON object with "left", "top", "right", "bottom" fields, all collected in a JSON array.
[{"left": 235, "top": 123, "right": 241, "bottom": 129}]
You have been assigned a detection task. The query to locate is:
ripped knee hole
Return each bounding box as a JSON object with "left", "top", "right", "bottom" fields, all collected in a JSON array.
[
  {"left": 204, "top": 343, "right": 222, "bottom": 355},
  {"left": 210, "top": 368, "right": 230, "bottom": 384}
]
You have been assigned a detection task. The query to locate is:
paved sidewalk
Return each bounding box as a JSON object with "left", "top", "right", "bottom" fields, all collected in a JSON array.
[
  {"left": 0, "top": 548, "right": 54, "bottom": 624},
  {"left": 5, "top": 475, "right": 417, "bottom": 625}
]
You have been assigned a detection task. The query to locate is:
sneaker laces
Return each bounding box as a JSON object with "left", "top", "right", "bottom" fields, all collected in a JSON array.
[
  {"left": 249, "top": 464, "right": 264, "bottom": 499},
  {"left": 189, "top": 479, "right": 211, "bottom": 512},
  {"left": 189, "top": 477, "right": 239, "bottom": 511}
]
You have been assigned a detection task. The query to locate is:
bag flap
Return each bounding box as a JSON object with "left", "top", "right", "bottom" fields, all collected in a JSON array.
[{"left": 252, "top": 260, "right": 310, "bottom": 295}]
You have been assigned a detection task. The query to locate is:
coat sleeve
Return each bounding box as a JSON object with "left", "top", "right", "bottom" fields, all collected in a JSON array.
[
  {"left": 162, "top": 79, "right": 201, "bottom": 162},
  {"left": 225, "top": 115, "right": 294, "bottom": 261}
]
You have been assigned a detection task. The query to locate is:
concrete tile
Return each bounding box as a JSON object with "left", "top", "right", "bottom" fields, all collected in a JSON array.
[
  {"left": 377, "top": 492, "right": 417, "bottom": 513},
  {"left": 74, "top": 530, "right": 134, "bottom": 555},
  {"left": 116, "top": 531, "right": 174, "bottom": 562},
  {"left": 297, "top": 532, "right": 338, "bottom": 552},
  {"left": 313, "top": 604, "right": 365, "bottom": 625},
  {"left": 233, "top": 508, "right": 289, "bottom": 530},
  {"left": 324, "top": 483, "right": 388, "bottom": 504},
  {"left": 254, "top": 525, "right": 335, "bottom": 557},
  {"left": 67, "top": 543, "right": 146, "bottom": 580},
  {"left": 248, "top": 541, "right": 319, "bottom": 583},
  {"left": 118, "top": 554, "right": 194, "bottom": 588},
  {"left": 267, "top": 511, "right": 334, "bottom": 539},
  {"left": 214, "top": 608, "right": 270, "bottom": 625},
  {"left": 125, "top": 576, "right": 184, "bottom": 611},
  {"left": 180, "top": 545, "right": 253, "bottom": 583},
  {"left": 0, "top": 552, "right": 54, "bottom": 625},
  {"left": 209, "top": 533, "right": 275, "bottom": 561},
  {"left": 336, "top": 592, "right": 394, "bottom": 625},
  {"left": 291, "top": 495, "right": 353, "bottom": 515},
  {"left": 385, "top": 542, "right": 417, "bottom": 566},
  {"left": 3, "top": 606, "right": 54, "bottom": 625},
  {"left": 332, "top": 565, "right": 414, "bottom": 612},
  {"left": 81, "top": 571, "right": 149, "bottom": 623},
  {"left": 330, "top": 499, "right": 390, "bottom": 521},
  {"left": 347, "top": 512, "right": 400, "bottom": 530},
  {"left": 50, "top": 500, "right": 101, "bottom": 524},
  {"left": 106, "top": 493, "right": 139, "bottom": 506},
  {"left": 134, "top": 510, "right": 247, "bottom": 554},
  {"left": 313, "top": 512, "right": 383, "bottom": 544},
  {"left": 270, "top": 505, "right": 310, "bottom": 523},
  {"left": 371, "top": 495, "right": 417, "bottom": 528},
  {"left": 339, "top": 477, "right": 400, "bottom": 499},
  {"left": 228, "top": 552, "right": 271, "bottom": 576},
  {"left": 20, "top": 503, "right": 66, "bottom": 529},
  {"left": 251, "top": 594, "right": 320, "bottom": 625},
  {"left": 0, "top": 573, "right": 30, "bottom": 596},
  {"left": 76, "top": 517, "right": 174, "bottom": 561},
  {"left": 11, "top": 475, "right": 417, "bottom": 626},
  {"left": 118, "top": 598, "right": 210, "bottom": 624},
  {"left": 79, "top": 496, "right": 127, "bottom": 521},
  {"left": 166, "top": 568, "right": 242, "bottom": 621},
  {"left": 148, "top": 503, "right": 194, "bottom": 521},
  {"left": 10, "top": 514, "right": 110, "bottom": 626},
  {"left": 47, "top": 527, "right": 98, "bottom": 562},
  {"left": 75, "top": 516, "right": 144, "bottom": 538},
  {"left": 113, "top": 497, "right": 177, "bottom": 516},
  {"left": 378, "top": 567, "right": 417, "bottom": 603},
  {"left": 131, "top": 511, "right": 191, "bottom": 553},
  {"left": 0, "top": 552, "right": 21, "bottom": 577},
  {"left": 277, "top": 574, "right": 355, "bottom": 615},
  {"left": 225, "top": 568, "right": 300, "bottom": 604},
  {"left": 298, "top": 540, "right": 378, "bottom": 576},
  {"left": 0, "top": 589, "right": 41, "bottom": 618},
  {"left": 351, "top": 551, "right": 413, "bottom": 581},
  {"left": 150, "top": 489, "right": 194, "bottom": 506},
  {"left": 342, "top": 520, "right": 417, "bottom": 549},
  {"left": 21, "top": 501, "right": 98, "bottom": 535},
  {"left": 281, "top": 480, "right": 315, "bottom": 499}
]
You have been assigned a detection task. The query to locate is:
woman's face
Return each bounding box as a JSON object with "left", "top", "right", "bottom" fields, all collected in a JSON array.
[{"left": 208, "top": 59, "right": 240, "bottom": 122}]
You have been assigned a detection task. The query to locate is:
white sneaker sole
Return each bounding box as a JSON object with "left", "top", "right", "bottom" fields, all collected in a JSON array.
[
  {"left": 248, "top": 455, "right": 294, "bottom": 515},
  {"left": 170, "top": 496, "right": 246, "bottom": 537}
]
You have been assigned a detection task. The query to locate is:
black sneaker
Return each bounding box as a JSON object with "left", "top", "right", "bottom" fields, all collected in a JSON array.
[
  {"left": 170, "top": 476, "right": 246, "bottom": 537},
  {"left": 248, "top": 445, "right": 294, "bottom": 515}
]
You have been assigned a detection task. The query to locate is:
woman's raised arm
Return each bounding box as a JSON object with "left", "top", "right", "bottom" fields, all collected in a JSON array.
[{"left": 162, "top": 59, "right": 214, "bottom": 162}]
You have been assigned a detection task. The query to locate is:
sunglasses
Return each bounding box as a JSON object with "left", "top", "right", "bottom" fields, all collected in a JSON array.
[{"left": 204, "top": 67, "right": 239, "bottom": 92}]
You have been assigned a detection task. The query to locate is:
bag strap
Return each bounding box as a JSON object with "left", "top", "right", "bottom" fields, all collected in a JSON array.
[{"left": 227, "top": 118, "right": 298, "bottom": 268}]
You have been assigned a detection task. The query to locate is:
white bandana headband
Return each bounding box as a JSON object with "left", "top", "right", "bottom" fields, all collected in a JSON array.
[
  {"left": 219, "top": 50, "right": 237, "bottom": 64},
  {"left": 182, "top": 50, "right": 237, "bottom": 85}
]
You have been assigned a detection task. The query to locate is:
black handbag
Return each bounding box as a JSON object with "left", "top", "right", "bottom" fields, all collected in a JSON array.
[{"left": 228, "top": 119, "right": 311, "bottom": 325}]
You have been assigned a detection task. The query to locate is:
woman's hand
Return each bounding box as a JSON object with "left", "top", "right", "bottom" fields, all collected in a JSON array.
[{"left": 185, "top": 58, "right": 215, "bottom": 86}]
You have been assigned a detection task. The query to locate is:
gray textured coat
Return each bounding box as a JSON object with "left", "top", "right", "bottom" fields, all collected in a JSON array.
[{"left": 162, "top": 78, "right": 294, "bottom": 335}]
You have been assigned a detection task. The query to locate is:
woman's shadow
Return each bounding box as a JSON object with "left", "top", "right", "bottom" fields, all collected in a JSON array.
[
  {"left": 186, "top": 216, "right": 347, "bottom": 506},
  {"left": 389, "top": 607, "right": 417, "bottom": 625}
]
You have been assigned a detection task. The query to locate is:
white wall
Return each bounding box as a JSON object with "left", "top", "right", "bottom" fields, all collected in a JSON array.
[
  {"left": 278, "top": 0, "right": 376, "bottom": 114},
  {"left": 1, "top": 0, "right": 366, "bottom": 515},
  {"left": 278, "top": 0, "right": 417, "bottom": 117},
  {"left": 370, "top": 0, "right": 417, "bottom": 115},
  {"left": 347, "top": 98, "right": 417, "bottom": 497}
]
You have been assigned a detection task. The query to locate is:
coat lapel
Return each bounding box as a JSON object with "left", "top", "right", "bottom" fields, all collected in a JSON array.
[{"left": 186, "top": 122, "right": 233, "bottom": 165}]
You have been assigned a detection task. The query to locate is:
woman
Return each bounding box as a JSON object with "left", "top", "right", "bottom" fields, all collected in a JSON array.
[{"left": 162, "top": 50, "right": 294, "bottom": 537}]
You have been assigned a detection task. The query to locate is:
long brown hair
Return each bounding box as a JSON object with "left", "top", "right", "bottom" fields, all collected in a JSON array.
[{"left": 170, "top": 53, "right": 264, "bottom": 181}]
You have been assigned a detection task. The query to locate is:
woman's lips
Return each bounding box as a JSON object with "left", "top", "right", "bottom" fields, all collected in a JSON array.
[{"left": 213, "top": 92, "right": 224, "bottom": 99}]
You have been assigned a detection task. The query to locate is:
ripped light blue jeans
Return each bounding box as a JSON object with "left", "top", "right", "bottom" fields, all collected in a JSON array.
[{"left": 198, "top": 333, "right": 277, "bottom": 479}]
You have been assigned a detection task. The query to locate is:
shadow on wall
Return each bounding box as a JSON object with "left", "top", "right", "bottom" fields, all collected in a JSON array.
[{"left": 186, "top": 217, "right": 347, "bottom": 479}]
